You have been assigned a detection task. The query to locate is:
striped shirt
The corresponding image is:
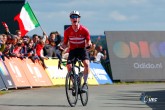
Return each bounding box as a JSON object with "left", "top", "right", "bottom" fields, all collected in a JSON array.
[{"left": 64, "top": 25, "right": 90, "bottom": 50}]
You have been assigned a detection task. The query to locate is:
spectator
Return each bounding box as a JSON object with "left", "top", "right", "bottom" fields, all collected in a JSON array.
[
  {"left": 48, "top": 31, "right": 63, "bottom": 62},
  {"left": 26, "top": 39, "right": 40, "bottom": 62},
  {"left": 3, "top": 23, "right": 17, "bottom": 43},
  {"left": 8, "top": 37, "right": 19, "bottom": 57},
  {"left": 32, "top": 34, "right": 40, "bottom": 48},
  {"left": 48, "top": 31, "right": 61, "bottom": 46},
  {"left": 0, "top": 34, "right": 6, "bottom": 61},
  {"left": 5, "top": 36, "right": 23, "bottom": 60},
  {"left": 2, "top": 34, "right": 8, "bottom": 43},
  {"left": 23, "top": 35, "right": 30, "bottom": 45},
  {"left": 12, "top": 42, "right": 23, "bottom": 59},
  {"left": 43, "top": 40, "right": 56, "bottom": 58},
  {"left": 15, "top": 30, "right": 22, "bottom": 40},
  {"left": 36, "top": 38, "right": 48, "bottom": 69},
  {"left": 88, "top": 42, "right": 97, "bottom": 62},
  {"left": 20, "top": 36, "right": 31, "bottom": 59},
  {"left": 94, "top": 45, "right": 107, "bottom": 63},
  {"left": 2, "top": 22, "right": 22, "bottom": 41},
  {"left": 3, "top": 40, "right": 12, "bottom": 59},
  {"left": 3, "top": 34, "right": 19, "bottom": 59}
]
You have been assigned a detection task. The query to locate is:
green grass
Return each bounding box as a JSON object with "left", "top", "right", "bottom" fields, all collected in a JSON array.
[
  {"left": 0, "top": 91, "right": 8, "bottom": 95},
  {"left": 0, "top": 90, "right": 12, "bottom": 95}
]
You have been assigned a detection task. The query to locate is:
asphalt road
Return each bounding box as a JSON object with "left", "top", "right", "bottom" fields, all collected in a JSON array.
[{"left": 0, "top": 83, "right": 165, "bottom": 110}]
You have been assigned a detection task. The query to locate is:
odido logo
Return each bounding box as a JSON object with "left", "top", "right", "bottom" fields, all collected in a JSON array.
[{"left": 113, "top": 41, "right": 165, "bottom": 58}]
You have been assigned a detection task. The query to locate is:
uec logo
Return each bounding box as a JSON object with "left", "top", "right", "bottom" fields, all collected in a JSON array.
[{"left": 113, "top": 41, "right": 165, "bottom": 58}]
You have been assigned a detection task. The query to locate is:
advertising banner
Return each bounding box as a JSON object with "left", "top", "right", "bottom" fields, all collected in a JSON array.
[
  {"left": 90, "top": 62, "right": 113, "bottom": 84},
  {"left": 105, "top": 31, "right": 165, "bottom": 81},
  {"left": 76, "top": 62, "right": 99, "bottom": 85},
  {"left": 0, "top": 60, "right": 15, "bottom": 89},
  {"left": 18, "top": 58, "right": 52, "bottom": 87},
  {"left": 0, "top": 75, "right": 6, "bottom": 90},
  {"left": 44, "top": 59, "right": 68, "bottom": 85},
  {"left": 32, "top": 59, "right": 53, "bottom": 86},
  {"left": 45, "top": 59, "right": 99, "bottom": 85},
  {"left": 4, "top": 57, "right": 31, "bottom": 88}
]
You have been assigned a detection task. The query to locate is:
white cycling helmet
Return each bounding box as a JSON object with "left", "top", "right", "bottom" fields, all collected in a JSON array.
[{"left": 69, "top": 10, "right": 81, "bottom": 17}]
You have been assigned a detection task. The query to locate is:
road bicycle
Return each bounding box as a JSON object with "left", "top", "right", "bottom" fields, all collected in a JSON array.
[{"left": 58, "top": 57, "right": 88, "bottom": 107}]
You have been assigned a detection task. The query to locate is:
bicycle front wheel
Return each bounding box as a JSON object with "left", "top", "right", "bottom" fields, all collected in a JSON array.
[
  {"left": 80, "top": 84, "right": 88, "bottom": 106},
  {"left": 78, "top": 72, "right": 88, "bottom": 106},
  {"left": 65, "top": 72, "right": 78, "bottom": 107}
]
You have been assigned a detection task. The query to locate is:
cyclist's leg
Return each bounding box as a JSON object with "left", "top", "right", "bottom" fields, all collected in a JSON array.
[
  {"left": 80, "top": 48, "right": 90, "bottom": 83},
  {"left": 67, "top": 49, "right": 75, "bottom": 72},
  {"left": 82, "top": 59, "right": 90, "bottom": 84},
  {"left": 80, "top": 48, "right": 90, "bottom": 92},
  {"left": 67, "top": 63, "right": 73, "bottom": 84},
  {"left": 66, "top": 64, "right": 72, "bottom": 73}
]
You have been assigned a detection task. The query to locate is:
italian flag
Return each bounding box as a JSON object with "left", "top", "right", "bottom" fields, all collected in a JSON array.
[{"left": 14, "top": 2, "right": 40, "bottom": 37}]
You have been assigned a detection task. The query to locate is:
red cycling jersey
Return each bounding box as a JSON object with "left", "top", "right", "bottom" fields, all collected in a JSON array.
[{"left": 64, "top": 25, "right": 90, "bottom": 50}]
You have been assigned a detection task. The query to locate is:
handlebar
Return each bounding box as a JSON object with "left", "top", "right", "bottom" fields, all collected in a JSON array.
[
  {"left": 58, "top": 57, "right": 84, "bottom": 70},
  {"left": 57, "top": 46, "right": 90, "bottom": 70}
]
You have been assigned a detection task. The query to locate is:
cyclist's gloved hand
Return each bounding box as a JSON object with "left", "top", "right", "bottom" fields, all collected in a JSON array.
[{"left": 86, "top": 46, "right": 91, "bottom": 49}]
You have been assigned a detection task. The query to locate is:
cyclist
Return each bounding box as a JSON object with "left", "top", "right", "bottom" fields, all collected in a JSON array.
[{"left": 62, "top": 10, "right": 91, "bottom": 92}]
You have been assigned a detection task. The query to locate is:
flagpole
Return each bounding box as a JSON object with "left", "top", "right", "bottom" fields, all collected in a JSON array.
[{"left": 26, "top": 2, "right": 48, "bottom": 37}]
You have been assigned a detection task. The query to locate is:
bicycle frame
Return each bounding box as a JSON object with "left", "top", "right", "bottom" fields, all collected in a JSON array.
[
  {"left": 58, "top": 57, "right": 88, "bottom": 107},
  {"left": 71, "top": 58, "right": 82, "bottom": 74}
]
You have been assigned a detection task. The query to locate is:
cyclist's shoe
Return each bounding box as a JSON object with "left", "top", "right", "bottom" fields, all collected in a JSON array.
[
  {"left": 72, "top": 89, "right": 76, "bottom": 96},
  {"left": 81, "top": 83, "right": 88, "bottom": 92},
  {"left": 71, "top": 86, "right": 76, "bottom": 96}
]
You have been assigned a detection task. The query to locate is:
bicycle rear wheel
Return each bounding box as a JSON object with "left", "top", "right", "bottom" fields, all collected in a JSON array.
[{"left": 65, "top": 72, "right": 78, "bottom": 107}]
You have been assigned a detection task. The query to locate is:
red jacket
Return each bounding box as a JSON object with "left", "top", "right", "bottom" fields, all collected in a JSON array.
[{"left": 36, "top": 43, "right": 44, "bottom": 57}]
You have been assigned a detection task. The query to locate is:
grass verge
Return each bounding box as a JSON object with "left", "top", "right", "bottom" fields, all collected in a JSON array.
[{"left": 0, "top": 90, "right": 12, "bottom": 95}]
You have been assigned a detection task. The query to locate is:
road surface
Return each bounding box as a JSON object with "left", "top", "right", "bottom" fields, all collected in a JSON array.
[{"left": 0, "top": 83, "right": 165, "bottom": 110}]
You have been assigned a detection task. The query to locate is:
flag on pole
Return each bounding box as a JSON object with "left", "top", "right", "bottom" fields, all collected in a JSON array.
[{"left": 14, "top": 2, "right": 40, "bottom": 37}]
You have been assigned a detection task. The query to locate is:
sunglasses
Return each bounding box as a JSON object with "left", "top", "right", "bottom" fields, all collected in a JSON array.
[{"left": 70, "top": 15, "right": 80, "bottom": 19}]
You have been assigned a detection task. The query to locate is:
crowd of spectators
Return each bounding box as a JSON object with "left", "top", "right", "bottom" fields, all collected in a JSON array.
[
  {"left": 0, "top": 24, "right": 67, "bottom": 69},
  {"left": 0, "top": 24, "right": 107, "bottom": 69},
  {"left": 88, "top": 42, "right": 107, "bottom": 63}
]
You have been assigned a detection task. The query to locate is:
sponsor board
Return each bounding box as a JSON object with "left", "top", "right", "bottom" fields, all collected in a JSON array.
[
  {"left": 45, "top": 59, "right": 99, "bottom": 85},
  {"left": 0, "top": 60, "right": 15, "bottom": 89},
  {"left": 90, "top": 62, "right": 113, "bottom": 84},
  {"left": 105, "top": 31, "right": 165, "bottom": 81}
]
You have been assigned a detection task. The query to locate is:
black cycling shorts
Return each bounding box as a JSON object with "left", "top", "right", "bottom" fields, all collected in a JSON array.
[{"left": 67, "top": 48, "right": 89, "bottom": 64}]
